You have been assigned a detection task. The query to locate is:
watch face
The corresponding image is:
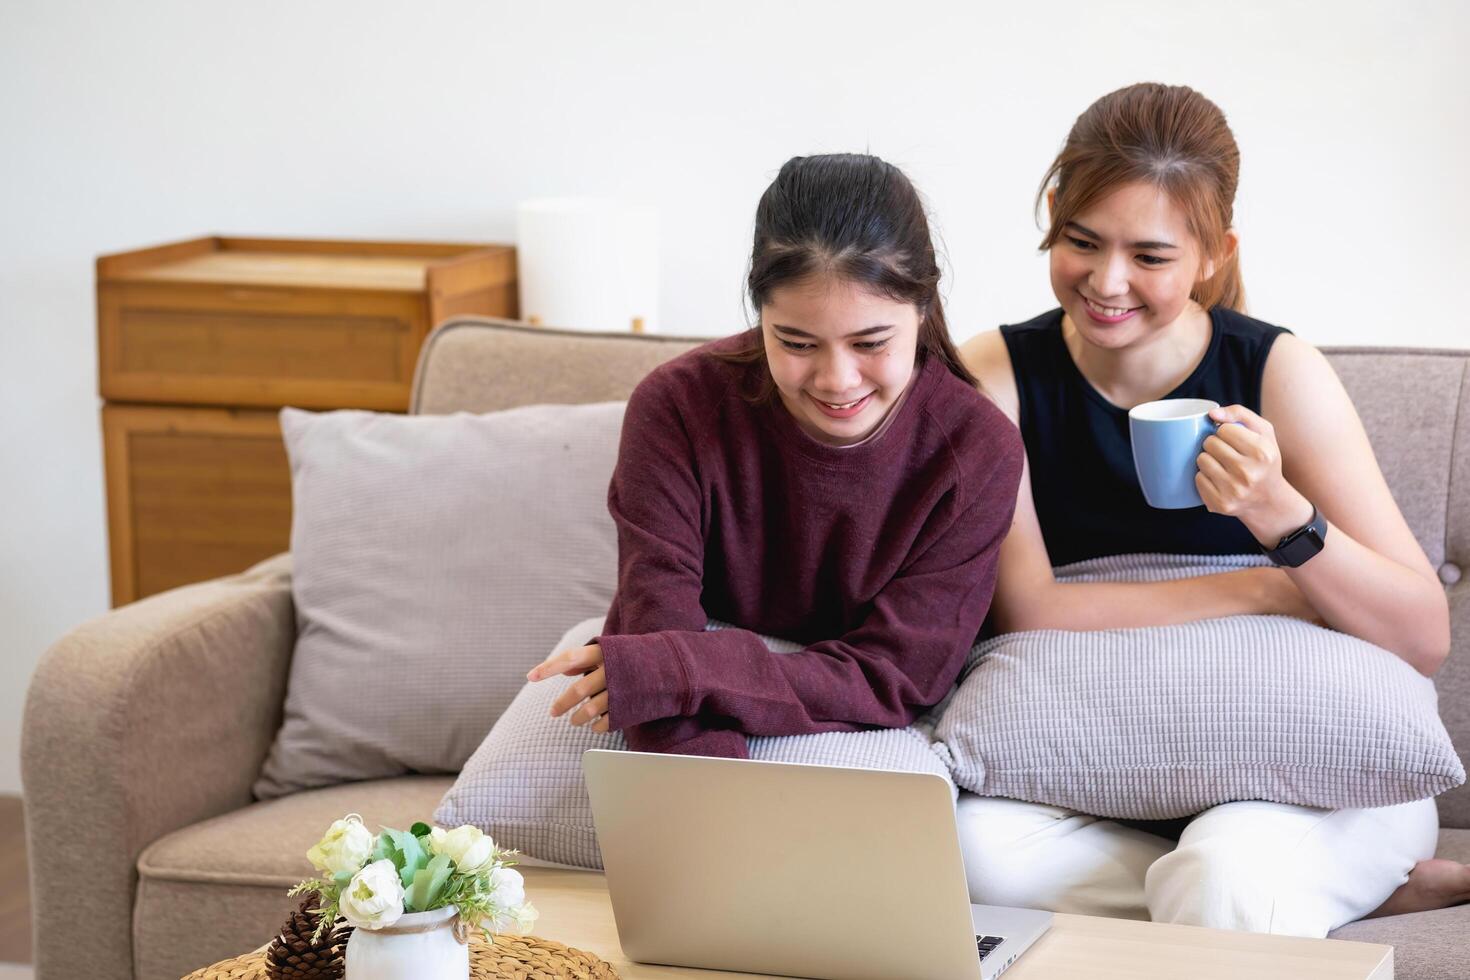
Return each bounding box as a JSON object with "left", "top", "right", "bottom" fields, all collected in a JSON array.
[{"left": 1275, "top": 516, "right": 1327, "bottom": 567}]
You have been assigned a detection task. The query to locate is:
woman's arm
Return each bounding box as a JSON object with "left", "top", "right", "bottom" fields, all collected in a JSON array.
[
  {"left": 535, "top": 364, "right": 1021, "bottom": 755},
  {"left": 588, "top": 371, "right": 750, "bottom": 756},
  {"left": 1199, "top": 334, "right": 1449, "bottom": 674},
  {"left": 596, "top": 443, "right": 1024, "bottom": 737},
  {"left": 959, "top": 330, "right": 1315, "bottom": 634},
  {"left": 990, "top": 450, "right": 1313, "bottom": 632}
]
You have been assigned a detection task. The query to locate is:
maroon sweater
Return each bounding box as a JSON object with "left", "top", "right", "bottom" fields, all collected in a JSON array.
[{"left": 597, "top": 332, "right": 1024, "bottom": 757}]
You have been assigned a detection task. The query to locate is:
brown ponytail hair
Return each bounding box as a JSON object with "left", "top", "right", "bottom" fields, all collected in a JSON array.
[{"left": 1038, "top": 83, "right": 1245, "bottom": 312}]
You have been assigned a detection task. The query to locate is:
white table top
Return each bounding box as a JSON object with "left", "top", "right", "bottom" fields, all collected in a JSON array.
[{"left": 519, "top": 867, "right": 1393, "bottom": 980}]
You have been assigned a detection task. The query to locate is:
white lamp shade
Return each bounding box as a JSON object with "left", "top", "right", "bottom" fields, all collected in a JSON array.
[{"left": 515, "top": 198, "right": 660, "bottom": 333}]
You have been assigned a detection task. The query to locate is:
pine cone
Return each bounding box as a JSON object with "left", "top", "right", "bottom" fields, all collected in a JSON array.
[{"left": 265, "top": 894, "right": 354, "bottom": 980}]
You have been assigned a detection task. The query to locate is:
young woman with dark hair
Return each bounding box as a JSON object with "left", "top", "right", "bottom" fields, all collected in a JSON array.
[
  {"left": 960, "top": 82, "right": 1466, "bottom": 935},
  {"left": 526, "top": 153, "right": 1023, "bottom": 758}
]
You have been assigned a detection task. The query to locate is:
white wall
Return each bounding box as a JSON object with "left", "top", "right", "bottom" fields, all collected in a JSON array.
[{"left": 2, "top": 0, "right": 1467, "bottom": 795}]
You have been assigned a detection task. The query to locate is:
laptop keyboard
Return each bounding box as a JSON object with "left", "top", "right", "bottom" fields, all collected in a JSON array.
[{"left": 976, "top": 935, "right": 1007, "bottom": 960}]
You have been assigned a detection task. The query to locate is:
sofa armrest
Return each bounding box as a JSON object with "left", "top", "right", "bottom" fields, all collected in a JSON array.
[{"left": 22, "top": 553, "right": 295, "bottom": 980}]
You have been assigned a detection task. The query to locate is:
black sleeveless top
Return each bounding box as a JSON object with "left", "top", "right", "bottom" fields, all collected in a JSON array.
[{"left": 1001, "top": 307, "right": 1290, "bottom": 566}]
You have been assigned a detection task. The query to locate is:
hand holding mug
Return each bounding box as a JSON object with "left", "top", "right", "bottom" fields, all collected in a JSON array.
[
  {"left": 1197, "top": 405, "right": 1314, "bottom": 545},
  {"left": 526, "top": 643, "right": 611, "bottom": 732}
]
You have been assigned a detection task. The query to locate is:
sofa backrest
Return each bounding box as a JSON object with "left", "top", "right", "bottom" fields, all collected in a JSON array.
[
  {"left": 413, "top": 318, "right": 1470, "bottom": 827},
  {"left": 412, "top": 317, "right": 702, "bottom": 414},
  {"left": 1320, "top": 346, "right": 1470, "bottom": 826}
]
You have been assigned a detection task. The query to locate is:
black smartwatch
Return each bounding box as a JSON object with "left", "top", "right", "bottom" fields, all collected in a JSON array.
[{"left": 1262, "top": 505, "right": 1328, "bottom": 567}]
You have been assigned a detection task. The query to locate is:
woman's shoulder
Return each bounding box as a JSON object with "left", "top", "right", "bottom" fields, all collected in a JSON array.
[
  {"left": 958, "top": 309, "right": 1062, "bottom": 424},
  {"left": 1212, "top": 305, "right": 1293, "bottom": 342},
  {"left": 958, "top": 330, "right": 1020, "bottom": 424},
  {"left": 1260, "top": 329, "right": 1335, "bottom": 395},
  {"left": 630, "top": 329, "right": 755, "bottom": 409},
  {"left": 923, "top": 362, "right": 1024, "bottom": 480}
]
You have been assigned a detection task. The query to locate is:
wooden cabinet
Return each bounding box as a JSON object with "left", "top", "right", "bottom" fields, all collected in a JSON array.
[{"left": 99, "top": 236, "right": 517, "bottom": 606}]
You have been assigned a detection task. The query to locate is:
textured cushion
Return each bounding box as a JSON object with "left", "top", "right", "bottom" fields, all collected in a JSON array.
[
  {"left": 254, "top": 403, "right": 626, "bottom": 798},
  {"left": 136, "top": 776, "right": 452, "bottom": 980},
  {"left": 435, "top": 617, "right": 954, "bottom": 869},
  {"left": 934, "top": 553, "right": 1466, "bottom": 819}
]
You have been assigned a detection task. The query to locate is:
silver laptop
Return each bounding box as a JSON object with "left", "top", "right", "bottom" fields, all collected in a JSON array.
[{"left": 582, "top": 749, "right": 1052, "bottom": 980}]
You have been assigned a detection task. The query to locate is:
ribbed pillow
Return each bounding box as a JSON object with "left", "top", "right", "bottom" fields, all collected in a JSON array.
[
  {"left": 933, "top": 553, "right": 1466, "bottom": 818},
  {"left": 254, "top": 403, "right": 626, "bottom": 799},
  {"left": 436, "top": 617, "right": 954, "bottom": 869}
]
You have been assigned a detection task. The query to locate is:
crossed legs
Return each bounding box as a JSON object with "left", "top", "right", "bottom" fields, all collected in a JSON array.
[{"left": 956, "top": 793, "right": 1441, "bottom": 937}]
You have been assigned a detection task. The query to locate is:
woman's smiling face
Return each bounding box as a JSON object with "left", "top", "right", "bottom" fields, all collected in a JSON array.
[
  {"left": 761, "top": 274, "right": 920, "bottom": 446},
  {"left": 1049, "top": 180, "right": 1225, "bottom": 349}
]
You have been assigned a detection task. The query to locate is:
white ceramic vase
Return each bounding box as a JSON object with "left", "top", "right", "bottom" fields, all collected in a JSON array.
[{"left": 344, "top": 905, "right": 469, "bottom": 980}]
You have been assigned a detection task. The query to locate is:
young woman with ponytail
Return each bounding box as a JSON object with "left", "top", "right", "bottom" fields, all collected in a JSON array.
[
  {"left": 959, "top": 83, "right": 1465, "bottom": 936},
  {"left": 527, "top": 153, "right": 1023, "bottom": 760}
]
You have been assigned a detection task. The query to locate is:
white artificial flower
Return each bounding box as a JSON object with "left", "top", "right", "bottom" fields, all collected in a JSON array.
[
  {"left": 429, "top": 824, "right": 497, "bottom": 874},
  {"left": 306, "top": 814, "right": 375, "bottom": 877},
  {"left": 339, "top": 859, "right": 405, "bottom": 930},
  {"left": 509, "top": 902, "right": 539, "bottom": 935},
  {"left": 487, "top": 867, "right": 526, "bottom": 909},
  {"left": 485, "top": 901, "right": 539, "bottom": 936}
]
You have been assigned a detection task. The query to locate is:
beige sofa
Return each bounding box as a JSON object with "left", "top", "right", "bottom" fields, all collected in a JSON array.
[{"left": 23, "top": 318, "right": 1470, "bottom": 979}]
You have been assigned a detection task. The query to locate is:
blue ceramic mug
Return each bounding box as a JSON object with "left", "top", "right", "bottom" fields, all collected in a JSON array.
[{"left": 1127, "top": 398, "right": 1220, "bottom": 509}]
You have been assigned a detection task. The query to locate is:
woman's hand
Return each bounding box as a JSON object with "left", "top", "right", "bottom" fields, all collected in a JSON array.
[
  {"left": 526, "top": 644, "right": 610, "bottom": 732},
  {"left": 1197, "top": 405, "right": 1316, "bottom": 547}
]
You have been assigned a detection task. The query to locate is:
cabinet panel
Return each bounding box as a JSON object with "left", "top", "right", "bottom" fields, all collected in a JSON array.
[
  {"left": 103, "top": 406, "right": 292, "bottom": 605},
  {"left": 98, "top": 283, "right": 424, "bottom": 410}
]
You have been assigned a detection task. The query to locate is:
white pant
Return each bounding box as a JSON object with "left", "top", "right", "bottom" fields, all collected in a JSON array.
[{"left": 955, "top": 793, "right": 1439, "bottom": 937}]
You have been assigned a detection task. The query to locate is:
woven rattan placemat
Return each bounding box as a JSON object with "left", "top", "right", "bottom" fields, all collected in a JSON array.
[{"left": 183, "top": 933, "right": 620, "bottom": 979}]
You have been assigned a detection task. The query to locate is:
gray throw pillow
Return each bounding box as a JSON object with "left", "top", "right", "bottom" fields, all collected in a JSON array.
[
  {"left": 933, "top": 553, "right": 1466, "bottom": 819},
  {"left": 436, "top": 617, "right": 954, "bottom": 869},
  {"left": 254, "top": 403, "right": 626, "bottom": 799}
]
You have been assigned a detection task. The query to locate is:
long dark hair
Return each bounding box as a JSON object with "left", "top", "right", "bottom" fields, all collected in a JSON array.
[
  {"left": 721, "top": 153, "right": 976, "bottom": 398},
  {"left": 1039, "top": 83, "right": 1246, "bottom": 311}
]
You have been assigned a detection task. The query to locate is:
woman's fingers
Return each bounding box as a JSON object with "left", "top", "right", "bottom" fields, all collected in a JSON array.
[
  {"left": 531, "top": 644, "right": 610, "bottom": 727},
  {"left": 550, "top": 665, "right": 608, "bottom": 719},
  {"left": 1201, "top": 432, "right": 1248, "bottom": 479},
  {"left": 1209, "top": 403, "right": 1271, "bottom": 436},
  {"left": 527, "top": 643, "right": 601, "bottom": 682},
  {"left": 568, "top": 690, "right": 610, "bottom": 728},
  {"left": 1195, "top": 455, "right": 1228, "bottom": 512}
]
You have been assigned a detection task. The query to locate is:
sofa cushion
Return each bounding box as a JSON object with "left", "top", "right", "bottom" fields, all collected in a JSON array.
[
  {"left": 136, "top": 776, "right": 451, "bottom": 979},
  {"left": 254, "top": 402, "right": 626, "bottom": 798},
  {"left": 1328, "top": 832, "right": 1470, "bottom": 980},
  {"left": 1434, "top": 827, "right": 1470, "bottom": 864},
  {"left": 934, "top": 553, "right": 1465, "bottom": 820},
  {"left": 436, "top": 618, "right": 954, "bottom": 869}
]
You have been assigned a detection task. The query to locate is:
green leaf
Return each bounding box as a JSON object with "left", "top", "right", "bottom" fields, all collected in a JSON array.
[
  {"left": 382, "top": 827, "right": 431, "bottom": 889},
  {"left": 410, "top": 821, "right": 432, "bottom": 838},
  {"left": 371, "top": 833, "right": 395, "bottom": 864},
  {"left": 408, "top": 853, "right": 453, "bottom": 911}
]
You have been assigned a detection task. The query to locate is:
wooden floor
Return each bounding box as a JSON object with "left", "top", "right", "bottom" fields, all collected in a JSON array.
[{"left": 0, "top": 796, "right": 31, "bottom": 964}]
